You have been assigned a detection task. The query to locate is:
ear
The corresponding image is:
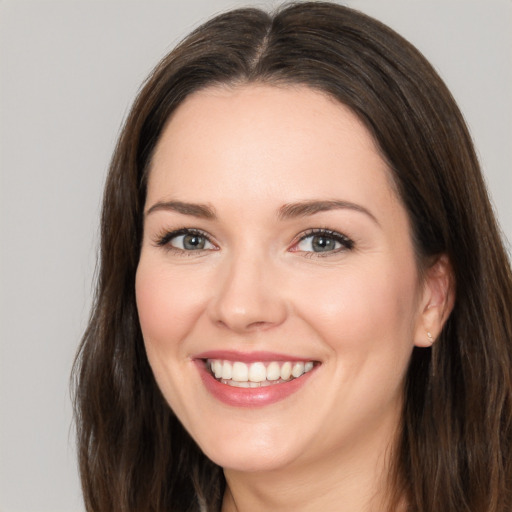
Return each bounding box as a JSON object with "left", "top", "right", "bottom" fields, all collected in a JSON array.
[{"left": 414, "top": 254, "right": 455, "bottom": 347}]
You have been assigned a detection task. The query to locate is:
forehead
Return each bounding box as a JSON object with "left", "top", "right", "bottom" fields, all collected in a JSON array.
[{"left": 147, "top": 84, "right": 399, "bottom": 219}]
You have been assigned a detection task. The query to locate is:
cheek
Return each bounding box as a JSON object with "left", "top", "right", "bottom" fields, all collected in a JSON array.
[
  {"left": 294, "top": 262, "right": 418, "bottom": 356},
  {"left": 135, "top": 258, "right": 206, "bottom": 354}
]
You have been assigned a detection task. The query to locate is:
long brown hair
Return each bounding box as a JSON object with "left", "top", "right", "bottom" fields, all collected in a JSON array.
[{"left": 72, "top": 2, "right": 512, "bottom": 511}]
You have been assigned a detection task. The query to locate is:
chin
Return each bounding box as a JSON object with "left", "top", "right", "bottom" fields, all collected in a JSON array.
[
  {"left": 195, "top": 427, "right": 302, "bottom": 473},
  {"left": 206, "top": 446, "right": 293, "bottom": 473}
]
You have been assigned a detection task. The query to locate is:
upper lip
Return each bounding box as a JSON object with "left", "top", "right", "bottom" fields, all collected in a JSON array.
[{"left": 193, "top": 350, "right": 318, "bottom": 363}]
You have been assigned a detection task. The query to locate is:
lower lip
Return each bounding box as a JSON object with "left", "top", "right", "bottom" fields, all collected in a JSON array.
[{"left": 196, "top": 360, "right": 317, "bottom": 408}]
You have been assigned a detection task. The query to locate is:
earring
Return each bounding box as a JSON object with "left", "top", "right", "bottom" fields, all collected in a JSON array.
[{"left": 427, "top": 331, "right": 434, "bottom": 345}]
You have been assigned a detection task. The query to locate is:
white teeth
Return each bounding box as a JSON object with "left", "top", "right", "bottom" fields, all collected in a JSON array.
[
  {"left": 266, "top": 361, "right": 281, "bottom": 381},
  {"left": 213, "top": 360, "right": 223, "bottom": 379},
  {"left": 208, "top": 359, "right": 316, "bottom": 384},
  {"left": 221, "top": 361, "right": 232, "bottom": 380},
  {"left": 280, "top": 362, "right": 292, "bottom": 380},
  {"left": 292, "top": 362, "right": 305, "bottom": 378},
  {"left": 249, "top": 362, "right": 267, "bottom": 382},
  {"left": 228, "top": 380, "right": 261, "bottom": 388},
  {"left": 232, "top": 361, "right": 249, "bottom": 382}
]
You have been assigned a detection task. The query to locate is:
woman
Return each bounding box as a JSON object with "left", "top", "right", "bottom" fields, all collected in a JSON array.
[{"left": 73, "top": 2, "right": 512, "bottom": 511}]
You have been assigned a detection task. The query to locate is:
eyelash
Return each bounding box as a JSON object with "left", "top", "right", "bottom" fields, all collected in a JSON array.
[
  {"left": 153, "top": 227, "right": 354, "bottom": 256},
  {"left": 153, "top": 228, "right": 216, "bottom": 254},
  {"left": 293, "top": 228, "right": 354, "bottom": 257}
]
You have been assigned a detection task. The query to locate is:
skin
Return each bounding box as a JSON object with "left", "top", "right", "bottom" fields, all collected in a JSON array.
[{"left": 135, "top": 84, "right": 453, "bottom": 511}]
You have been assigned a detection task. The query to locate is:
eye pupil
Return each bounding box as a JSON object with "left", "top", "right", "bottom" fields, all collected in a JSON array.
[
  {"left": 312, "top": 236, "right": 335, "bottom": 252},
  {"left": 183, "top": 234, "right": 205, "bottom": 250}
]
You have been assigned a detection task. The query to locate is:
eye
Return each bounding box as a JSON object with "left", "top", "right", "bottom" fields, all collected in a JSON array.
[
  {"left": 155, "top": 228, "right": 216, "bottom": 252},
  {"left": 294, "top": 229, "right": 354, "bottom": 254},
  {"left": 171, "top": 233, "right": 213, "bottom": 250}
]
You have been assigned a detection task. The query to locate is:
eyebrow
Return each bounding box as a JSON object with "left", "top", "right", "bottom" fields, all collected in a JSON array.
[
  {"left": 278, "top": 200, "right": 379, "bottom": 225},
  {"left": 145, "top": 199, "right": 379, "bottom": 225},
  {"left": 145, "top": 200, "right": 216, "bottom": 219}
]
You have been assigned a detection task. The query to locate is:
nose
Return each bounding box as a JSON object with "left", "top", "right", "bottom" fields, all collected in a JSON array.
[{"left": 208, "top": 251, "right": 288, "bottom": 334}]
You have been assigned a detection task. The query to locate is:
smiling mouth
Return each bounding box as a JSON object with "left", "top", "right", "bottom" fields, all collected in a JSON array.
[{"left": 206, "top": 359, "right": 316, "bottom": 388}]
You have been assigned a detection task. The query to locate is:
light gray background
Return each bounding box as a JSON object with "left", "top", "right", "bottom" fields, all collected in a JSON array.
[{"left": 1, "top": 1, "right": 510, "bottom": 511}]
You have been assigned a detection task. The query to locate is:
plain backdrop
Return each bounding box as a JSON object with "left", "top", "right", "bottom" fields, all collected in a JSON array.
[{"left": 0, "top": 1, "right": 510, "bottom": 511}]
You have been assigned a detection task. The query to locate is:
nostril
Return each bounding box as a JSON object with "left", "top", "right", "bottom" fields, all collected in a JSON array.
[
  {"left": 247, "top": 321, "right": 268, "bottom": 330},
  {"left": 215, "top": 319, "right": 271, "bottom": 331}
]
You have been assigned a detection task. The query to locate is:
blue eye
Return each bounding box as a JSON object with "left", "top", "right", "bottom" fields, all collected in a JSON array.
[
  {"left": 156, "top": 229, "right": 215, "bottom": 251},
  {"left": 296, "top": 230, "right": 353, "bottom": 253}
]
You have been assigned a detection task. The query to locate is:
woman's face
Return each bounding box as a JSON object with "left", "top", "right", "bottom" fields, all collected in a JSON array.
[{"left": 136, "top": 85, "right": 433, "bottom": 473}]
